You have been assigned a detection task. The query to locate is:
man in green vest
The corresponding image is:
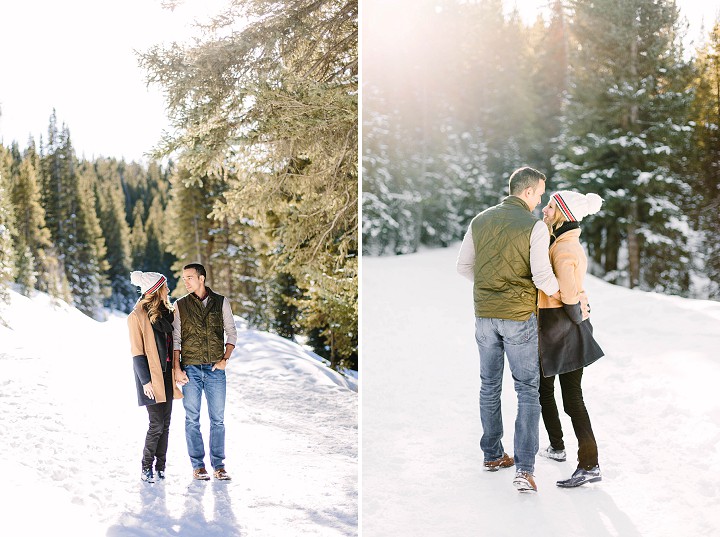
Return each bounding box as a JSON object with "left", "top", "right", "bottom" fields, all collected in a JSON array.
[
  {"left": 172, "top": 263, "right": 237, "bottom": 481},
  {"left": 456, "top": 167, "right": 560, "bottom": 493}
]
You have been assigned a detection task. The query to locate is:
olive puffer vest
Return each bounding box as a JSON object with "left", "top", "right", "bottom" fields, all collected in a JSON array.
[
  {"left": 176, "top": 287, "right": 226, "bottom": 366},
  {"left": 471, "top": 196, "right": 538, "bottom": 321}
]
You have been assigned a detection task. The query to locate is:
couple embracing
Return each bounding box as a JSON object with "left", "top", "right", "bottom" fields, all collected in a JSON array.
[
  {"left": 457, "top": 166, "right": 605, "bottom": 493},
  {"left": 127, "top": 263, "right": 237, "bottom": 483}
]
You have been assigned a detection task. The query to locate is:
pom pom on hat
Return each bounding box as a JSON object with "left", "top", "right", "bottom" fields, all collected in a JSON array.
[
  {"left": 130, "top": 271, "right": 167, "bottom": 295},
  {"left": 551, "top": 191, "right": 604, "bottom": 222}
]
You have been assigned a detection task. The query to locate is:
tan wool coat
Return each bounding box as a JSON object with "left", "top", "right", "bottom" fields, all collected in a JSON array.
[
  {"left": 538, "top": 227, "right": 590, "bottom": 318},
  {"left": 128, "top": 303, "right": 183, "bottom": 404},
  {"left": 537, "top": 226, "right": 604, "bottom": 377}
]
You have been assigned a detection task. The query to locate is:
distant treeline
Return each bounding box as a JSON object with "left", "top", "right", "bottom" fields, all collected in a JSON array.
[
  {"left": 363, "top": 0, "right": 720, "bottom": 300},
  {"left": 1, "top": 0, "right": 358, "bottom": 370},
  {"left": 0, "top": 115, "right": 172, "bottom": 315}
]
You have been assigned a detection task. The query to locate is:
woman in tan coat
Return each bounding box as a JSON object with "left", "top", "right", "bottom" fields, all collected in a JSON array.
[
  {"left": 537, "top": 191, "right": 604, "bottom": 488},
  {"left": 128, "top": 271, "right": 183, "bottom": 483}
]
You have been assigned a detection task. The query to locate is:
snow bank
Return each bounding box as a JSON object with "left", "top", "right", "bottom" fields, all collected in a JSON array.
[
  {"left": 0, "top": 286, "right": 357, "bottom": 537},
  {"left": 362, "top": 245, "right": 720, "bottom": 537}
]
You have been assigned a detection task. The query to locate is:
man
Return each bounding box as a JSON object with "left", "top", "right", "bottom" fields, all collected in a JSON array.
[
  {"left": 173, "top": 263, "right": 237, "bottom": 481},
  {"left": 456, "top": 166, "right": 560, "bottom": 493}
]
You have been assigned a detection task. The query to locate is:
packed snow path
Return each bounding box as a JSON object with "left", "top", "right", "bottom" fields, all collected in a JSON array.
[
  {"left": 362, "top": 245, "right": 720, "bottom": 537},
  {"left": 0, "top": 290, "right": 357, "bottom": 536}
]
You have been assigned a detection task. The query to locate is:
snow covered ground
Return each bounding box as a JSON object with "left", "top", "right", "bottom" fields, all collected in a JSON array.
[
  {"left": 0, "top": 288, "right": 357, "bottom": 536},
  {"left": 362, "top": 245, "right": 720, "bottom": 537}
]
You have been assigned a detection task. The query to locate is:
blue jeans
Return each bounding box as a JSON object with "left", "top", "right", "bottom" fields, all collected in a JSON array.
[
  {"left": 182, "top": 364, "right": 227, "bottom": 470},
  {"left": 475, "top": 315, "right": 540, "bottom": 473}
]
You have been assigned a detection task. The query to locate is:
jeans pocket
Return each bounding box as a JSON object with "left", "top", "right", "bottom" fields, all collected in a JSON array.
[
  {"left": 502, "top": 316, "right": 535, "bottom": 345},
  {"left": 475, "top": 318, "right": 488, "bottom": 344}
]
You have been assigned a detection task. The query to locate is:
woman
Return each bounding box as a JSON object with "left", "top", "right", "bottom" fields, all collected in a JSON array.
[
  {"left": 537, "top": 191, "right": 605, "bottom": 488},
  {"left": 128, "top": 271, "right": 183, "bottom": 483}
]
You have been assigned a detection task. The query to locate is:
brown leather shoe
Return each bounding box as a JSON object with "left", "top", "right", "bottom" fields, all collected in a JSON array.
[
  {"left": 193, "top": 467, "right": 211, "bottom": 481},
  {"left": 483, "top": 452, "right": 515, "bottom": 472},
  {"left": 513, "top": 470, "right": 538, "bottom": 493},
  {"left": 213, "top": 467, "right": 231, "bottom": 481}
]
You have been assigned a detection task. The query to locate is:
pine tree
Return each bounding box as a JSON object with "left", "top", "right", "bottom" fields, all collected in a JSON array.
[
  {"left": 141, "top": 0, "right": 358, "bottom": 367},
  {"left": 40, "top": 114, "right": 110, "bottom": 315},
  {"left": 89, "top": 158, "right": 135, "bottom": 311},
  {"left": 0, "top": 148, "right": 17, "bottom": 303},
  {"left": 528, "top": 0, "right": 570, "bottom": 178},
  {"left": 271, "top": 272, "right": 301, "bottom": 339},
  {"left": 120, "top": 159, "right": 178, "bottom": 295},
  {"left": 165, "top": 167, "right": 219, "bottom": 290},
  {"left": 210, "top": 210, "right": 268, "bottom": 329},
  {"left": 7, "top": 139, "right": 56, "bottom": 296},
  {"left": 555, "top": 0, "right": 694, "bottom": 294},
  {"left": 450, "top": 1, "right": 539, "bottom": 191},
  {"left": 67, "top": 158, "right": 111, "bottom": 318},
  {"left": 144, "top": 196, "right": 175, "bottom": 283},
  {"left": 361, "top": 85, "right": 421, "bottom": 255},
  {"left": 129, "top": 199, "right": 148, "bottom": 268},
  {"left": 689, "top": 20, "right": 720, "bottom": 298},
  {"left": 362, "top": 0, "right": 549, "bottom": 256}
]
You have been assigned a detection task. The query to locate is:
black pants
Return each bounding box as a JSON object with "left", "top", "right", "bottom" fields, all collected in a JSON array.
[
  {"left": 142, "top": 365, "right": 173, "bottom": 471},
  {"left": 539, "top": 367, "right": 598, "bottom": 470}
]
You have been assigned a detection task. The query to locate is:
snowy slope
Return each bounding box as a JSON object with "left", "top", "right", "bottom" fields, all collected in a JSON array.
[
  {"left": 0, "top": 288, "right": 357, "bottom": 536},
  {"left": 362, "top": 245, "right": 720, "bottom": 537}
]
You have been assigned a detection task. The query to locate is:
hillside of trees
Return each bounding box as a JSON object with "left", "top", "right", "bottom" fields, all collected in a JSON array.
[
  {"left": 1, "top": 0, "right": 358, "bottom": 371},
  {"left": 362, "top": 0, "right": 720, "bottom": 300}
]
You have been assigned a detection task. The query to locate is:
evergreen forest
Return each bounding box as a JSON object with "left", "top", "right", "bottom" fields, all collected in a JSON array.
[
  {"left": 362, "top": 0, "right": 720, "bottom": 300},
  {"left": 0, "top": 0, "right": 358, "bottom": 371}
]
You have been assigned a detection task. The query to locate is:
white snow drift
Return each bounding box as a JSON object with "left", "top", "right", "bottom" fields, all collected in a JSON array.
[
  {"left": 362, "top": 245, "right": 720, "bottom": 537},
  {"left": 0, "top": 288, "right": 357, "bottom": 537}
]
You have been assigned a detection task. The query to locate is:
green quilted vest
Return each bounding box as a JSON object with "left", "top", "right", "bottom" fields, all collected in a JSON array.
[
  {"left": 176, "top": 287, "right": 226, "bottom": 365},
  {"left": 471, "top": 196, "right": 538, "bottom": 321}
]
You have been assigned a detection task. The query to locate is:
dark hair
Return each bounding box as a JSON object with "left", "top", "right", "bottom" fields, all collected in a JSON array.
[
  {"left": 183, "top": 263, "right": 206, "bottom": 279},
  {"left": 508, "top": 167, "right": 546, "bottom": 195}
]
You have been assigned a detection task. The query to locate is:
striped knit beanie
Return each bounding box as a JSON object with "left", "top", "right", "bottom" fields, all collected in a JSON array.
[
  {"left": 551, "top": 191, "right": 603, "bottom": 222},
  {"left": 130, "top": 271, "right": 167, "bottom": 296}
]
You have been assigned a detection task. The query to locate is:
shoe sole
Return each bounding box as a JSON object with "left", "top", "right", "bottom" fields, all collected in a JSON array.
[
  {"left": 484, "top": 464, "right": 514, "bottom": 472},
  {"left": 556, "top": 476, "right": 602, "bottom": 488}
]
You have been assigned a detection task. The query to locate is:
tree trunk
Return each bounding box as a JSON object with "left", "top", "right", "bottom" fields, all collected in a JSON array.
[
  {"left": 329, "top": 330, "right": 338, "bottom": 370},
  {"left": 603, "top": 225, "right": 618, "bottom": 276},
  {"left": 627, "top": 201, "right": 640, "bottom": 288},
  {"left": 626, "top": 36, "right": 641, "bottom": 289}
]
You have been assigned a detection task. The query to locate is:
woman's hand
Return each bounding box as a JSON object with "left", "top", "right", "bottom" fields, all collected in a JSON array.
[
  {"left": 142, "top": 382, "right": 155, "bottom": 400},
  {"left": 579, "top": 291, "right": 590, "bottom": 319}
]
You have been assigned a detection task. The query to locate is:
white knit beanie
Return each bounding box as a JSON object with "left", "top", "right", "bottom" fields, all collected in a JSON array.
[
  {"left": 551, "top": 191, "right": 604, "bottom": 222},
  {"left": 130, "top": 271, "right": 167, "bottom": 295}
]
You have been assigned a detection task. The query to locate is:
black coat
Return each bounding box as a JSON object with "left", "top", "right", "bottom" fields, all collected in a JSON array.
[{"left": 538, "top": 303, "right": 604, "bottom": 377}]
